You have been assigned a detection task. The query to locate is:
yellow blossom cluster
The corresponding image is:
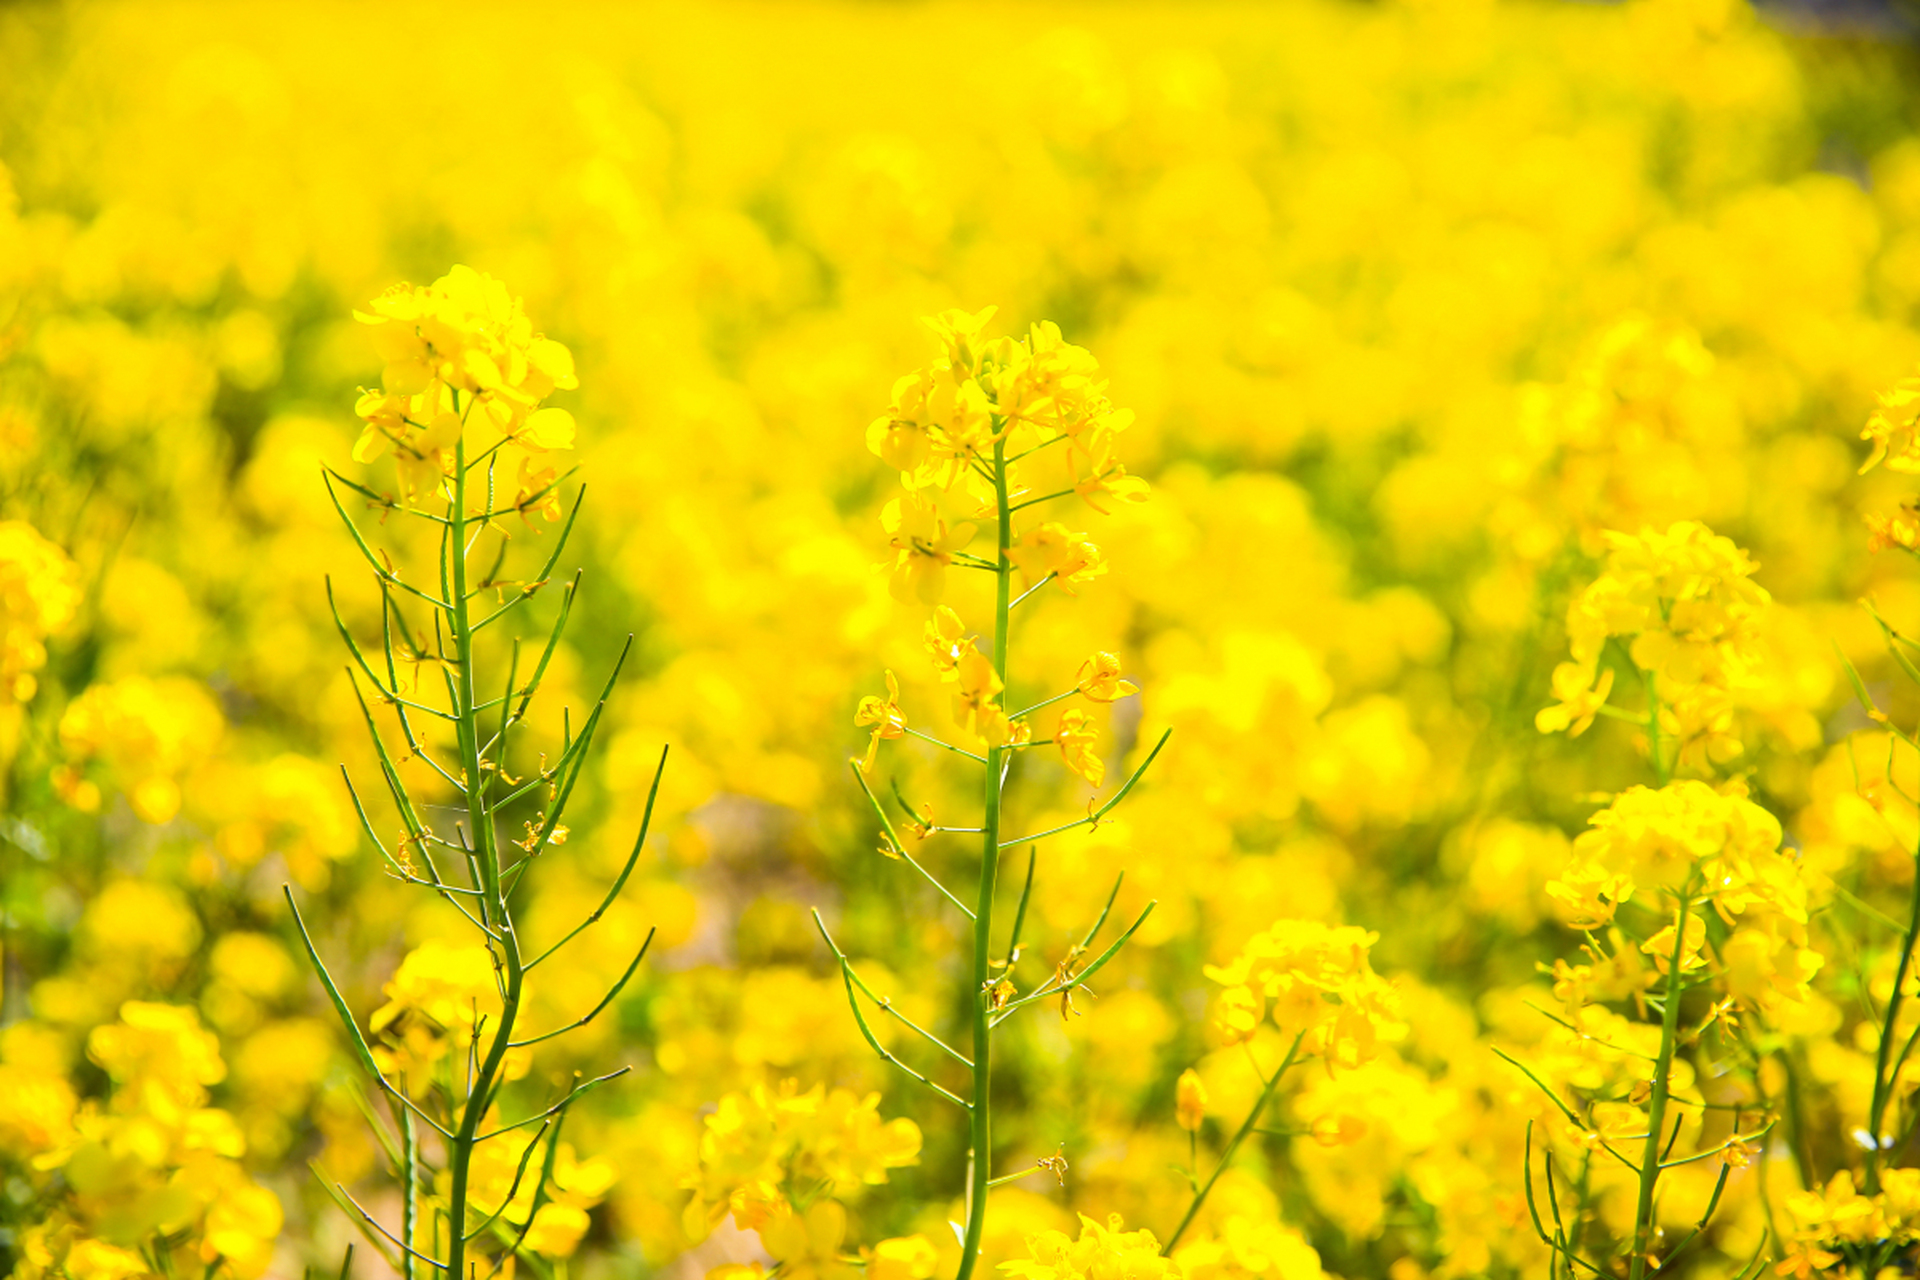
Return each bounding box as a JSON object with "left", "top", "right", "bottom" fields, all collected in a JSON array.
[
  {"left": 1776, "top": 1169, "right": 1920, "bottom": 1275},
  {"left": 1537, "top": 521, "right": 1770, "bottom": 768},
  {"left": 680, "top": 1080, "right": 921, "bottom": 1245},
  {"left": 367, "top": 939, "right": 531, "bottom": 1090},
  {"left": 51, "top": 677, "right": 225, "bottom": 823},
  {"left": 1204, "top": 922, "right": 1402, "bottom": 1071},
  {"left": 1001, "top": 1214, "right": 1178, "bottom": 1280},
  {"left": 0, "top": 521, "right": 80, "bottom": 706},
  {"left": 351, "top": 265, "right": 578, "bottom": 511},
  {"left": 1, "top": 1004, "right": 282, "bottom": 1280},
  {"left": 459, "top": 1131, "right": 618, "bottom": 1259},
  {"left": 1547, "top": 780, "right": 1821, "bottom": 1009}
]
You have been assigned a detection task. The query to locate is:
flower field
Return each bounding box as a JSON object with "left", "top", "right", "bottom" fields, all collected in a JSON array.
[{"left": 8, "top": 1, "right": 1920, "bottom": 1276}]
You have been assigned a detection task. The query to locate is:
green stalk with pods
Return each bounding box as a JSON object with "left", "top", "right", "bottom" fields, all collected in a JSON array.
[{"left": 289, "top": 268, "right": 665, "bottom": 1280}]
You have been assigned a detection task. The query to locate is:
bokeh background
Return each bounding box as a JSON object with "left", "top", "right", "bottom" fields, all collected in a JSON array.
[{"left": 8, "top": 1, "right": 1920, "bottom": 1276}]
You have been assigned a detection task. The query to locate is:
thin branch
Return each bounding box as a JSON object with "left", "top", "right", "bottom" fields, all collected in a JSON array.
[
  {"left": 511, "top": 929, "right": 655, "bottom": 1048},
  {"left": 1008, "top": 573, "right": 1057, "bottom": 611},
  {"left": 814, "top": 910, "right": 971, "bottom": 1109},
  {"left": 527, "top": 746, "right": 670, "bottom": 968},
  {"left": 1000, "top": 728, "right": 1171, "bottom": 846},
  {"left": 324, "top": 472, "right": 454, "bottom": 611},
  {"left": 1008, "top": 687, "right": 1077, "bottom": 721},
  {"left": 992, "top": 900, "right": 1155, "bottom": 1026},
  {"left": 849, "top": 763, "right": 974, "bottom": 918},
  {"left": 474, "top": 1068, "right": 632, "bottom": 1142},
  {"left": 905, "top": 726, "right": 988, "bottom": 764}
]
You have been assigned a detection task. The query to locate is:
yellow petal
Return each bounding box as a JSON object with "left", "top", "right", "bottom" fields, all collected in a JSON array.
[{"left": 522, "top": 407, "right": 577, "bottom": 451}]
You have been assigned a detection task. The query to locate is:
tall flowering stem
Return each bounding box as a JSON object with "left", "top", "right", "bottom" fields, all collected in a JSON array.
[
  {"left": 844, "top": 308, "right": 1164, "bottom": 1280},
  {"left": 1524, "top": 522, "right": 1817, "bottom": 1275},
  {"left": 1628, "top": 888, "right": 1693, "bottom": 1280},
  {"left": 1852, "top": 419, "right": 1920, "bottom": 1203},
  {"left": 961, "top": 432, "right": 1014, "bottom": 1280},
  {"left": 290, "top": 267, "right": 664, "bottom": 1280},
  {"left": 1162, "top": 921, "right": 1400, "bottom": 1256}
]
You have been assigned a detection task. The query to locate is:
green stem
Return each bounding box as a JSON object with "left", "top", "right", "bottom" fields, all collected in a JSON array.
[
  {"left": 1162, "top": 1035, "right": 1303, "bottom": 1255},
  {"left": 955, "top": 434, "right": 1012, "bottom": 1280},
  {"left": 1629, "top": 891, "right": 1691, "bottom": 1280},
  {"left": 1644, "top": 670, "right": 1669, "bottom": 786},
  {"left": 444, "top": 431, "right": 527, "bottom": 1280},
  {"left": 1865, "top": 835, "right": 1920, "bottom": 1195},
  {"left": 396, "top": 1101, "right": 418, "bottom": 1280}
]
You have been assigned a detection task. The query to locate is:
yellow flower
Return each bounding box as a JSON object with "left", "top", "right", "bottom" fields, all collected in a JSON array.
[
  {"left": 1076, "top": 652, "right": 1139, "bottom": 703},
  {"left": 925, "top": 606, "right": 969, "bottom": 679},
  {"left": 351, "top": 266, "right": 577, "bottom": 505},
  {"left": 1862, "top": 374, "right": 1920, "bottom": 473},
  {"left": 1203, "top": 921, "right": 1402, "bottom": 1070},
  {"left": 854, "top": 670, "right": 906, "bottom": 775},
  {"left": 1548, "top": 521, "right": 1769, "bottom": 767},
  {"left": 923, "top": 305, "right": 999, "bottom": 374},
  {"left": 1868, "top": 502, "right": 1920, "bottom": 553},
  {"left": 88, "top": 1001, "right": 226, "bottom": 1121},
  {"left": 1008, "top": 522, "right": 1107, "bottom": 595},
  {"left": 1056, "top": 708, "right": 1103, "bottom": 787},
  {"left": 1175, "top": 1068, "right": 1208, "bottom": 1132},
  {"left": 1001, "top": 1213, "right": 1181, "bottom": 1280},
  {"left": 56, "top": 676, "right": 224, "bottom": 824},
  {"left": 522, "top": 1203, "right": 592, "bottom": 1258},
  {"left": 1638, "top": 911, "right": 1708, "bottom": 974},
  {"left": 1310, "top": 1113, "right": 1367, "bottom": 1148},
  {"left": 0, "top": 520, "right": 81, "bottom": 704},
  {"left": 1070, "top": 424, "right": 1151, "bottom": 514},
  {"left": 868, "top": 1236, "right": 939, "bottom": 1280},
  {"left": 761, "top": 1199, "right": 857, "bottom": 1280},
  {"left": 1534, "top": 663, "right": 1615, "bottom": 736},
  {"left": 882, "top": 492, "right": 976, "bottom": 605},
  {"left": 952, "top": 642, "right": 1010, "bottom": 747}
]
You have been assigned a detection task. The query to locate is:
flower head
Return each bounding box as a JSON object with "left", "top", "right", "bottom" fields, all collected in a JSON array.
[{"left": 854, "top": 671, "right": 906, "bottom": 775}]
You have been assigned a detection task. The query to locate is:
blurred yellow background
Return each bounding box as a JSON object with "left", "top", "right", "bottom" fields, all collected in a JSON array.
[{"left": 7, "top": 1, "right": 1920, "bottom": 1276}]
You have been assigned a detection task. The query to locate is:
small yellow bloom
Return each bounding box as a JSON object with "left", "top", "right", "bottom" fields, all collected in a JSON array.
[
  {"left": 1868, "top": 502, "right": 1920, "bottom": 553},
  {"left": 1534, "top": 663, "right": 1615, "bottom": 736},
  {"left": 854, "top": 670, "right": 907, "bottom": 775},
  {"left": 1174, "top": 1068, "right": 1208, "bottom": 1132},
  {"left": 1639, "top": 912, "right": 1708, "bottom": 974},
  {"left": 869, "top": 1236, "right": 939, "bottom": 1280},
  {"left": 925, "top": 606, "right": 969, "bottom": 680},
  {"left": 1076, "top": 652, "right": 1139, "bottom": 703},
  {"left": 1056, "top": 708, "right": 1103, "bottom": 787},
  {"left": 952, "top": 643, "right": 1010, "bottom": 746},
  {"left": 1310, "top": 1113, "right": 1368, "bottom": 1148},
  {"left": 1009, "top": 522, "right": 1107, "bottom": 595},
  {"left": 882, "top": 493, "right": 976, "bottom": 605},
  {"left": 1862, "top": 375, "right": 1920, "bottom": 473}
]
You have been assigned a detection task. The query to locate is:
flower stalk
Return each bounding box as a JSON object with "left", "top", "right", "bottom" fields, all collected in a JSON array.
[
  {"left": 846, "top": 308, "right": 1163, "bottom": 1280},
  {"left": 292, "top": 267, "right": 663, "bottom": 1279}
]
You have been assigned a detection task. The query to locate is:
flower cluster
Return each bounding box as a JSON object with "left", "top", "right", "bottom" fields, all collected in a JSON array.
[
  {"left": 367, "top": 938, "right": 531, "bottom": 1089},
  {"left": 870, "top": 310, "right": 1145, "bottom": 513},
  {"left": 1001, "top": 1214, "right": 1180, "bottom": 1280},
  {"left": 52, "top": 676, "right": 225, "bottom": 823},
  {"left": 1547, "top": 780, "right": 1821, "bottom": 1009},
  {"left": 351, "top": 265, "right": 578, "bottom": 509},
  {"left": 0, "top": 520, "right": 80, "bottom": 707},
  {"left": 869, "top": 308, "right": 1143, "bottom": 609},
  {"left": 1203, "top": 921, "right": 1403, "bottom": 1071},
  {"left": 2, "top": 1003, "right": 283, "bottom": 1280},
  {"left": 1538, "top": 521, "right": 1770, "bottom": 768},
  {"left": 680, "top": 1080, "right": 923, "bottom": 1241},
  {"left": 1776, "top": 1170, "right": 1920, "bottom": 1276},
  {"left": 461, "top": 1130, "right": 618, "bottom": 1259},
  {"left": 1861, "top": 371, "right": 1920, "bottom": 474}
]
